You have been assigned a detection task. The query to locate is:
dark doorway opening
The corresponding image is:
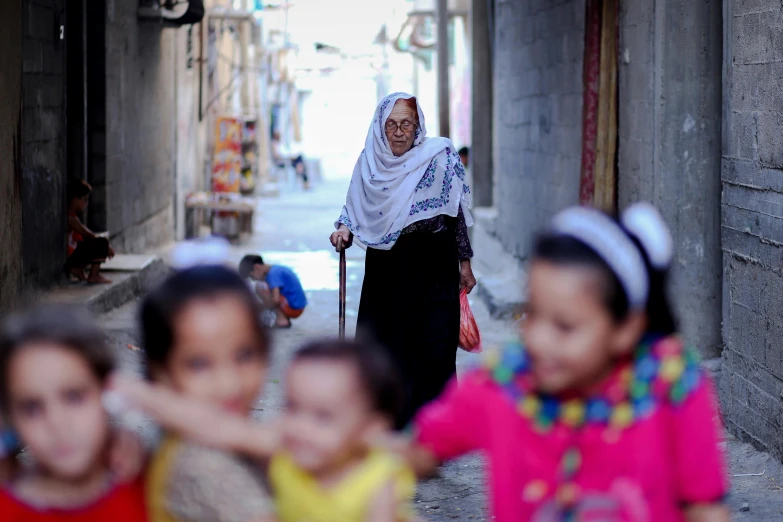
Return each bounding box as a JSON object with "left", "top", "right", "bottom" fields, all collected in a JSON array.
[{"left": 66, "top": 0, "right": 106, "bottom": 232}]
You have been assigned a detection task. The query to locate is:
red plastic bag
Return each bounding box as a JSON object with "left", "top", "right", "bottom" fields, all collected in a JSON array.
[{"left": 458, "top": 289, "right": 482, "bottom": 353}]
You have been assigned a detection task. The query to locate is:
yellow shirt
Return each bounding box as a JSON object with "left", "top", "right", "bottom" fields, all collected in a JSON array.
[
  {"left": 269, "top": 450, "right": 416, "bottom": 522},
  {"left": 147, "top": 437, "right": 180, "bottom": 522}
]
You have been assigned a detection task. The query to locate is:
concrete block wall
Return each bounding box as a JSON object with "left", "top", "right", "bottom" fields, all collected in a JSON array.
[
  {"left": 20, "top": 0, "right": 67, "bottom": 289},
  {"left": 617, "top": 0, "right": 723, "bottom": 357},
  {"left": 0, "top": 0, "right": 23, "bottom": 311},
  {"left": 104, "top": 0, "right": 177, "bottom": 253},
  {"left": 492, "top": 0, "right": 585, "bottom": 260},
  {"left": 174, "top": 26, "right": 208, "bottom": 241},
  {"left": 721, "top": 0, "right": 783, "bottom": 460}
]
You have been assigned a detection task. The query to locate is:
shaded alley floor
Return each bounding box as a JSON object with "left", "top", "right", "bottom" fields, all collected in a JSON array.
[{"left": 108, "top": 179, "right": 783, "bottom": 520}]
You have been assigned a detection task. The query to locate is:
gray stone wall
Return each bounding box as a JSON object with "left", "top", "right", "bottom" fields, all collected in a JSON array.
[
  {"left": 617, "top": 0, "right": 723, "bottom": 357},
  {"left": 492, "top": 0, "right": 585, "bottom": 260},
  {"left": 720, "top": 0, "right": 783, "bottom": 460},
  {"left": 20, "top": 0, "right": 67, "bottom": 290},
  {"left": 0, "top": 0, "right": 23, "bottom": 311},
  {"left": 104, "top": 0, "right": 177, "bottom": 253}
]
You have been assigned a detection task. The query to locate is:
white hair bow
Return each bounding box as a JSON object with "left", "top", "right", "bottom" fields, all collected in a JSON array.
[{"left": 170, "top": 236, "right": 233, "bottom": 270}]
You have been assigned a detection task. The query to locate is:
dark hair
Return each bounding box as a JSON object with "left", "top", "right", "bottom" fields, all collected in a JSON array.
[
  {"left": 66, "top": 177, "right": 92, "bottom": 202},
  {"left": 532, "top": 224, "right": 677, "bottom": 336},
  {"left": 458, "top": 146, "right": 469, "bottom": 158},
  {"left": 293, "top": 339, "right": 402, "bottom": 422},
  {"left": 139, "top": 265, "right": 269, "bottom": 376},
  {"left": 238, "top": 254, "right": 264, "bottom": 279},
  {"left": 0, "top": 304, "right": 113, "bottom": 410}
]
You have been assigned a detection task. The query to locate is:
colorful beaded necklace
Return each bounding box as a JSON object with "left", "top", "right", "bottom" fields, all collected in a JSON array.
[{"left": 481, "top": 335, "right": 702, "bottom": 521}]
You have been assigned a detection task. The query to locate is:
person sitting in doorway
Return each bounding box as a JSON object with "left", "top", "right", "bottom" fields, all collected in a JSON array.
[
  {"left": 239, "top": 254, "right": 307, "bottom": 329},
  {"left": 66, "top": 178, "right": 115, "bottom": 284}
]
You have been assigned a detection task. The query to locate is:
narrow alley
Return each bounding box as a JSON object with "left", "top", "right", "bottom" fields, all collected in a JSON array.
[
  {"left": 3, "top": 0, "right": 783, "bottom": 520},
  {"left": 102, "top": 181, "right": 783, "bottom": 521}
]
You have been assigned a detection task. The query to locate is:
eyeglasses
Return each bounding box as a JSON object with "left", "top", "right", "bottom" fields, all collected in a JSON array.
[{"left": 385, "top": 120, "right": 417, "bottom": 133}]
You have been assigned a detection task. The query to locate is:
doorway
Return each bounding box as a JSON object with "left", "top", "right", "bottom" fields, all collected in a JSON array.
[{"left": 65, "top": 0, "right": 106, "bottom": 232}]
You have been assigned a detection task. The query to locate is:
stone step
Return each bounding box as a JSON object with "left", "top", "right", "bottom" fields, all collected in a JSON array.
[{"left": 45, "top": 257, "right": 169, "bottom": 316}]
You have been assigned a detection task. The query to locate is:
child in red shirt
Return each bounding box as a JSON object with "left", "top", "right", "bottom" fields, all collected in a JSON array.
[
  {"left": 66, "top": 178, "right": 115, "bottom": 284},
  {"left": 0, "top": 305, "right": 147, "bottom": 522}
]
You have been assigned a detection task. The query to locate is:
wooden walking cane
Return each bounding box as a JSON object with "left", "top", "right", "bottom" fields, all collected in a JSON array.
[{"left": 337, "top": 236, "right": 346, "bottom": 340}]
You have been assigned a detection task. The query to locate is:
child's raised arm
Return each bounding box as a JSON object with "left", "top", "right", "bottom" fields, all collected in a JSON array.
[
  {"left": 109, "top": 375, "right": 281, "bottom": 460},
  {"left": 368, "top": 431, "right": 440, "bottom": 479},
  {"left": 684, "top": 504, "right": 730, "bottom": 522}
]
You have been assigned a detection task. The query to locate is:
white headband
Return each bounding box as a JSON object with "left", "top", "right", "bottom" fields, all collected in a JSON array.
[
  {"left": 170, "top": 236, "right": 232, "bottom": 270},
  {"left": 551, "top": 207, "right": 649, "bottom": 309},
  {"left": 621, "top": 202, "right": 673, "bottom": 270}
]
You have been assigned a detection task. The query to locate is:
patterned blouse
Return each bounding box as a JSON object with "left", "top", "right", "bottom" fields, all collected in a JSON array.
[
  {"left": 150, "top": 438, "right": 274, "bottom": 522},
  {"left": 401, "top": 206, "right": 474, "bottom": 260}
]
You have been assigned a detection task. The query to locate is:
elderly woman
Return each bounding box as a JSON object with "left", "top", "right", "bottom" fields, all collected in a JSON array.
[{"left": 329, "top": 92, "right": 476, "bottom": 429}]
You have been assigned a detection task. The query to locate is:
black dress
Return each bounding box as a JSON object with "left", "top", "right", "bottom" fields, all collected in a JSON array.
[{"left": 356, "top": 209, "right": 473, "bottom": 429}]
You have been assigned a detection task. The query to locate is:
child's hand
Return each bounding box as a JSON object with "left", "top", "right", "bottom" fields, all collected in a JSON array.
[
  {"left": 684, "top": 503, "right": 730, "bottom": 522},
  {"left": 364, "top": 430, "right": 410, "bottom": 456},
  {"left": 109, "top": 374, "right": 227, "bottom": 444},
  {"left": 108, "top": 429, "right": 146, "bottom": 483},
  {"left": 364, "top": 430, "right": 440, "bottom": 479},
  {"left": 107, "top": 245, "right": 115, "bottom": 259},
  {"left": 108, "top": 374, "right": 281, "bottom": 459}
]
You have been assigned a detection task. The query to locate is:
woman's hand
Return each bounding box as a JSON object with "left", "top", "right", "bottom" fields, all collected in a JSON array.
[
  {"left": 330, "top": 225, "right": 352, "bottom": 251},
  {"left": 459, "top": 260, "right": 477, "bottom": 294}
]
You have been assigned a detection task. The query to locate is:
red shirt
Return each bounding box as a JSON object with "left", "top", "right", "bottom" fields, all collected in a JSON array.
[
  {"left": 0, "top": 477, "right": 147, "bottom": 522},
  {"left": 66, "top": 210, "right": 84, "bottom": 257}
]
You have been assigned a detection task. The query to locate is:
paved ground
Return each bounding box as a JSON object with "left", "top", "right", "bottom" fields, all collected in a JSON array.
[{"left": 106, "top": 179, "right": 783, "bottom": 520}]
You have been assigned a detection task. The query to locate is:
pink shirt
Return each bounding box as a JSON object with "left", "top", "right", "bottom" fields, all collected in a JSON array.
[{"left": 415, "top": 369, "right": 727, "bottom": 521}]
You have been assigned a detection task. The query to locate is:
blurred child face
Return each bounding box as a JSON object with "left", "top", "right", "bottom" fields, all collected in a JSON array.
[
  {"left": 158, "top": 295, "right": 266, "bottom": 416},
  {"left": 522, "top": 261, "right": 645, "bottom": 395},
  {"left": 282, "top": 359, "right": 386, "bottom": 474},
  {"left": 249, "top": 264, "right": 265, "bottom": 281},
  {"left": 7, "top": 343, "right": 109, "bottom": 481},
  {"left": 71, "top": 195, "right": 89, "bottom": 213}
]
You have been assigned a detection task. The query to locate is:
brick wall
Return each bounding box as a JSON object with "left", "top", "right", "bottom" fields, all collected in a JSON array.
[
  {"left": 104, "top": 0, "right": 177, "bottom": 253},
  {"left": 721, "top": 0, "right": 783, "bottom": 460},
  {"left": 0, "top": 0, "right": 23, "bottom": 311},
  {"left": 492, "top": 0, "right": 585, "bottom": 260},
  {"left": 20, "top": 0, "right": 67, "bottom": 289}
]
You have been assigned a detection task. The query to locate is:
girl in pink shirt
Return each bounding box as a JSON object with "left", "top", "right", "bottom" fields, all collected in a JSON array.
[{"left": 409, "top": 202, "right": 729, "bottom": 521}]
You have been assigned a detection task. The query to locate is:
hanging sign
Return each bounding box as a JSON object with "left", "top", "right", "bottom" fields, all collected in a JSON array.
[{"left": 212, "top": 116, "right": 242, "bottom": 193}]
